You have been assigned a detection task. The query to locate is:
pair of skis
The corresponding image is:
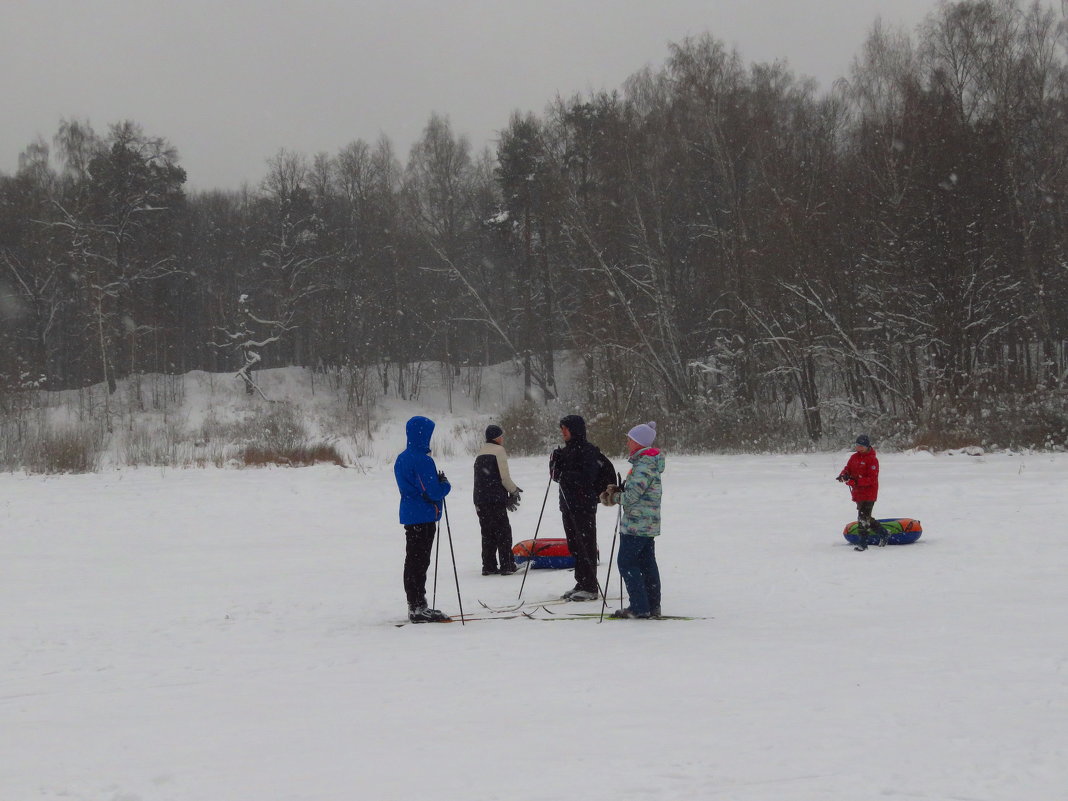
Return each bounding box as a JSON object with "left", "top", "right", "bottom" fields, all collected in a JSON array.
[
  {"left": 477, "top": 595, "right": 621, "bottom": 614},
  {"left": 477, "top": 594, "right": 707, "bottom": 620},
  {"left": 395, "top": 599, "right": 704, "bottom": 626},
  {"left": 395, "top": 610, "right": 702, "bottom": 626}
]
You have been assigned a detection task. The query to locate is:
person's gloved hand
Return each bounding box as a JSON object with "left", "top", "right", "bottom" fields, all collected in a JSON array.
[
  {"left": 549, "top": 449, "right": 562, "bottom": 480},
  {"left": 506, "top": 490, "right": 522, "bottom": 512},
  {"left": 599, "top": 485, "right": 621, "bottom": 507},
  {"left": 438, "top": 470, "right": 448, "bottom": 483}
]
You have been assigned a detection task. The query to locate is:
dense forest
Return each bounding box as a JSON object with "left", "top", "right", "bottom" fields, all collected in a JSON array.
[{"left": 3, "top": 0, "right": 1068, "bottom": 450}]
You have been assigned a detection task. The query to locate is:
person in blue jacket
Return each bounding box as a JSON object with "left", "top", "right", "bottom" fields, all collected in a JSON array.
[{"left": 394, "top": 415, "right": 452, "bottom": 623}]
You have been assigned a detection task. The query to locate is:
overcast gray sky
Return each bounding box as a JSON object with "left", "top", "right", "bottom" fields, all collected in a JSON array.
[{"left": 2, "top": 0, "right": 944, "bottom": 190}]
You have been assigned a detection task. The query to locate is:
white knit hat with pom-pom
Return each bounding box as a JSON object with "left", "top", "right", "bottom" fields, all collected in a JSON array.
[{"left": 627, "top": 421, "right": 657, "bottom": 447}]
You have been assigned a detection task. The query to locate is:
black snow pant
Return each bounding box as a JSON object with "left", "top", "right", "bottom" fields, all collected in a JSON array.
[
  {"left": 855, "top": 501, "right": 889, "bottom": 544},
  {"left": 476, "top": 504, "right": 516, "bottom": 572},
  {"left": 403, "top": 522, "right": 436, "bottom": 609},
  {"left": 561, "top": 502, "right": 599, "bottom": 594}
]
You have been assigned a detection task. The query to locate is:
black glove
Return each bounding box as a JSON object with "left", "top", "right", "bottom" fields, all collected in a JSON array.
[
  {"left": 836, "top": 472, "right": 850, "bottom": 483},
  {"left": 438, "top": 470, "right": 448, "bottom": 483},
  {"left": 506, "top": 490, "right": 522, "bottom": 512},
  {"left": 549, "top": 449, "right": 562, "bottom": 480}
]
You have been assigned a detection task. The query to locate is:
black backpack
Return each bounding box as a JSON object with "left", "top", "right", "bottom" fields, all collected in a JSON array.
[{"left": 593, "top": 447, "right": 617, "bottom": 494}]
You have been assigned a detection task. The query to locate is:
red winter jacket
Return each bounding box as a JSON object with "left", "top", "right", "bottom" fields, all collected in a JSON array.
[{"left": 841, "top": 448, "right": 880, "bottom": 502}]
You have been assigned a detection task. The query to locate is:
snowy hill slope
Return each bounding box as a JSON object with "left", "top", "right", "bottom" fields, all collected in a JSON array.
[{"left": 16, "top": 357, "right": 594, "bottom": 471}]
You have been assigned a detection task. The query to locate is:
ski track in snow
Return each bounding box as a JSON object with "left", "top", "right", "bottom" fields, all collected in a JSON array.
[{"left": 2, "top": 451, "right": 1067, "bottom": 800}]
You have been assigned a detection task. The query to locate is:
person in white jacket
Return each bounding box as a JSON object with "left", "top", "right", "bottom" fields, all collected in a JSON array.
[{"left": 472, "top": 425, "right": 522, "bottom": 575}]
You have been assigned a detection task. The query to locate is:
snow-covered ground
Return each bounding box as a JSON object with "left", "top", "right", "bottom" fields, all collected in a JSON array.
[{"left": 4, "top": 448, "right": 1067, "bottom": 800}]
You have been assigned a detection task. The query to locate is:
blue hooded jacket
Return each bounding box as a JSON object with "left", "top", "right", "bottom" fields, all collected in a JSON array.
[{"left": 394, "top": 416, "right": 451, "bottom": 525}]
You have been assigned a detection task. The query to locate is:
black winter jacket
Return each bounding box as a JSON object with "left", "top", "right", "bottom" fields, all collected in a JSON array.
[
  {"left": 551, "top": 415, "right": 601, "bottom": 511},
  {"left": 473, "top": 442, "right": 518, "bottom": 507}
]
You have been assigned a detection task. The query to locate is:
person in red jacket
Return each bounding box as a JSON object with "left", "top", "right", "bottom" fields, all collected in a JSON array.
[{"left": 837, "top": 434, "right": 890, "bottom": 551}]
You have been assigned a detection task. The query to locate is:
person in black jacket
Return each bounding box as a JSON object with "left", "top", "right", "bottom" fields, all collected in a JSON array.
[
  {"left": 550, "top": 415, "right": 602, "bottom": 600},
  {"left": 472, "top": 424, "right": 522, "bottom": 575}
]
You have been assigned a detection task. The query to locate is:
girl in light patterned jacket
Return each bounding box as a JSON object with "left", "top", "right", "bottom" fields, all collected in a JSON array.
[{"left": 601, "top": 421, "right": 664, "bottom": 619}]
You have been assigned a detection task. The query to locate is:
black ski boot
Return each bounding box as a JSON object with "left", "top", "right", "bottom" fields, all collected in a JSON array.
[
  {"left": 568, "top": 589, "right": 598, "bottom": 601},
  {"left": 854, "top": 530, "right": 869, "bottom": 551},
  {"left": 611, "top": 607, "right": 650, "bottom": 619},
  {"left": 408, "top": 604, "right": 451, "bottom": 623}
]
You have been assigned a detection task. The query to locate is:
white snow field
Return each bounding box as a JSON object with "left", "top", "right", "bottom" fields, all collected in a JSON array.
[{"left": 3, "top": 450, "right": 1067, "bottom": 800}]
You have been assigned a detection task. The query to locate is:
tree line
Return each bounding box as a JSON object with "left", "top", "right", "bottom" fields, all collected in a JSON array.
[{"left": 2, "top": 0, "right": 1067, "bottom": 448}]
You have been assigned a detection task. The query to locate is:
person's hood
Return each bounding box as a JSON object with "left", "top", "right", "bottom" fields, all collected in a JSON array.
[
  {"left": 630, "top": 447, "right": 666, "bottom": 473},
  {"left": 559, "top": 414, "right": 587, "bottom": 442},
  {"left": 405, "top": 416, "right": 435, "bottom": 453},
  {"left": 629, "top": 446, "right": 662, "bottom": 460}
]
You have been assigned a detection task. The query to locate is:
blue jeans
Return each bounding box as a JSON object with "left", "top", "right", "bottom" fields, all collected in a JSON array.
[{"left": 616, "top": 535, "right": 661, "bottom": 616}]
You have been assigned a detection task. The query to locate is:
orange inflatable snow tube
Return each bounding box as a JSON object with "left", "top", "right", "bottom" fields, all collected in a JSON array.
[{"left": 512, "top": 538, "right": 575, "bottom": 569}]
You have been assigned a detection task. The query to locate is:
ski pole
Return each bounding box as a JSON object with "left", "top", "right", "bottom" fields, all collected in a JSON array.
[
  {"left": 432, "top": 515, "right": 441, "bottom": 610},
  {"left": 442, "top": 499, "right": 465, "bottom": 626},
  {"left": 599, "top": 477, "right": 623, "bottom": 623},
  {"left": 518, "top": 475, "right": 554, "bottom": 601},
  {"left": 617, "top": 471, "right": 624, "bottom": 608},
  {"left": 420, "top": 473, "right": 442, "bottom": 610}
]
